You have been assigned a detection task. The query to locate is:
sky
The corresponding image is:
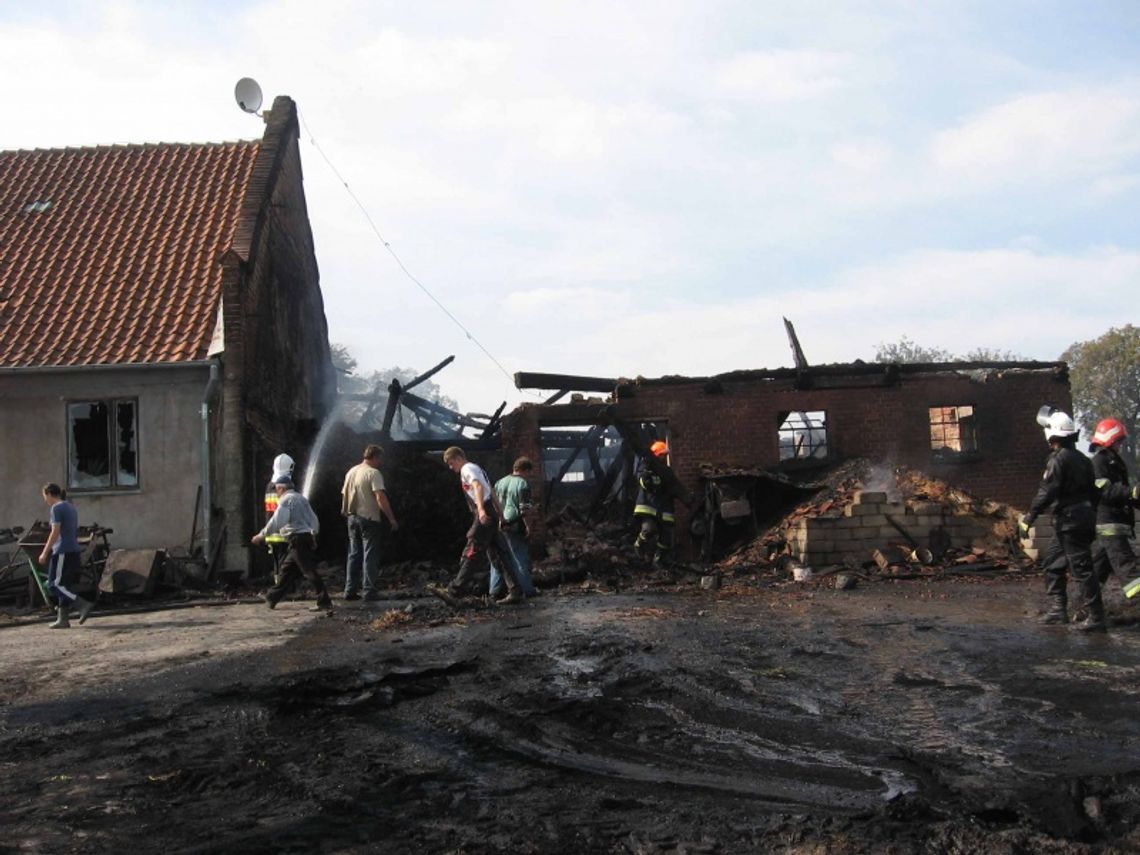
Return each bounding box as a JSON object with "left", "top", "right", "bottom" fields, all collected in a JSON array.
[{"left": 3, "top": 1, "right": 1139, "bottom": 412}]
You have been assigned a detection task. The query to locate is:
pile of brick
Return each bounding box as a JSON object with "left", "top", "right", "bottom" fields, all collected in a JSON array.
[{"left": 718, "top": 463, "right": 1030, "bottom": 577}]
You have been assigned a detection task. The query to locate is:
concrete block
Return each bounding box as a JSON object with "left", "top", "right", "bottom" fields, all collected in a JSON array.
[
  {"left": 909, "top": 502, "right": 943, "bottom": 516},
  {"left": 854, "top": 491, "right": 888, "bottom": 505},
  {"left": 855, "top": 513, "right": 889, "bottom": 527},
  {"left": 851, "top": 504, "right": 886, "bottom": 517}
]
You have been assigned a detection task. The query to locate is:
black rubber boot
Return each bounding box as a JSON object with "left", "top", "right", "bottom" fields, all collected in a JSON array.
[
  {"left": 1073, "top": 598, "right": 1107, "bottom": 633},
  {"left": 1039, "top": 595, "right": 1068, "bottom": 625},
  {"left": 1073, "top": 575, "right": 1107, "bottom": 633}
]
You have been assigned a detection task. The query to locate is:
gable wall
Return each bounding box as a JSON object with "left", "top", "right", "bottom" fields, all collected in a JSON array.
[{"left": 218, "top": 99, "right": 337, "bottom": 573}]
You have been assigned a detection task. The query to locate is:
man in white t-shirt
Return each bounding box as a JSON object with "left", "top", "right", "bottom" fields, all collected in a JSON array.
[
  {"left": 441, "top": 446, "right": 522, "bottom": 603},
  {"left": 341, "top": 444, "right": 399, "bottom": 601}
]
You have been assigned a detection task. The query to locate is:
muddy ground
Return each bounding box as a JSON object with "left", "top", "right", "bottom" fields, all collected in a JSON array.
[{"left": 2, "top": 574, "right": 1140, "bottom": 854}]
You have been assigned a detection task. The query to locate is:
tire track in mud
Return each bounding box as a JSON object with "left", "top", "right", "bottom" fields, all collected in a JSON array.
[{"left": 433, "top": 603, "right": 921, "bottom": 812}]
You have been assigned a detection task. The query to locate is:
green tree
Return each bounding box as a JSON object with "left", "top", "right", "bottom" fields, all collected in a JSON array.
[
  {"left": 874, "top": 337, "right": 1027, "bottom": 364},
  {"left": 873, "top": 336, "right": 953, "bottom": 363},
  {"left": 1061, "top": 325, "right": 1140, "bottom": 465}
]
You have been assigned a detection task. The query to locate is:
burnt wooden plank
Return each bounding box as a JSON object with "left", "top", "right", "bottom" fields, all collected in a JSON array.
[{"left": 515, "top": 371, "right": 617, "bottom": 393}]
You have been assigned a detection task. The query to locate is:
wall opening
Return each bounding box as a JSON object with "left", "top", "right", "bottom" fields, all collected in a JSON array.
[
  {"left": 67, "top": 399, "right": 139, "bottom": 491},
  {"left": 540, "top": 420, "right": 666, "bottom": 522},
  {"left": 929, "top": 405, "right": 977, "bottom": 458},
  {"left": 777, "top": 410, "right": 828, "bottom": 462}
]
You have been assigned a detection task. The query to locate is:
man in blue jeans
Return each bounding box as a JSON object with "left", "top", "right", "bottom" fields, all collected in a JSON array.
[
  {"left": 490, "top": 457, "right": 538, "bottom": 598},
  {"left": 340, "top": 445, "right": 399, "bottom": 601}
]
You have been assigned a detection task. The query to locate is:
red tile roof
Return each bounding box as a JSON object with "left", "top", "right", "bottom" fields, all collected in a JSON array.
[{"left": 0, "top": 141, "right": 259, "bottom": 367}]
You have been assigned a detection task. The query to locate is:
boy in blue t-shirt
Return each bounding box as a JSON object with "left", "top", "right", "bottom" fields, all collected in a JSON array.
[{"left": 38, "top": 483, "right": 94, "bottom": 629}]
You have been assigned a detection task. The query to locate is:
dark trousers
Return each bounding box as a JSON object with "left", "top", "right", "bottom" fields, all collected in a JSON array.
[
  {"left": 450, "top": 511, "right": 519, "bottom": 596},
  {"left": 267, "top": 534, "right": 329, "bottom": 605},
  {"left": 635, "top": 514, "right": 674, "bottom": 560},
  {"left": 1093, "top": 535, "right": 1139, "bottom": 585},
  {"left": 1042, "top": 526, "right": 1102, "bottom": 615},
  {"left": 47, "top": 551, "right": 81, "bottom": 605}
]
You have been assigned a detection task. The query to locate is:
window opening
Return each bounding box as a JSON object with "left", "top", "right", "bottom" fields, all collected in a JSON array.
[
  {"left": 777, "top": 410, "right": 828, "bottom": 461},
  {"left": 68, "top": 399, "right": 139, "bottom": 490},
  {"left": 539, "top": 421, "right": 666, "bottom": 521},
  {"left": 929, "top": 405, "right": 977, "bottom": 456}
]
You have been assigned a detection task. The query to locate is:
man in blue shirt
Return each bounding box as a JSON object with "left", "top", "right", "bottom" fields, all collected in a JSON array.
[{"left": 38, "top": 483, "right": 94, "bottom": 629}]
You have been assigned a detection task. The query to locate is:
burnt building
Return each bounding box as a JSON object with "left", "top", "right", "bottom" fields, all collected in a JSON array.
[{"left": 503, "top": 359, "right": 1071, "bottom": 558}]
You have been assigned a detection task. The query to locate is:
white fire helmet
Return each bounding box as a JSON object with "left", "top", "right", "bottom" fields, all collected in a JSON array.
[
  {"left": 1042, "top": 411, "right": 1078, "bottom": 442},
  {"left": 272, "top": 453, "right": 295, "bottom": 481}
]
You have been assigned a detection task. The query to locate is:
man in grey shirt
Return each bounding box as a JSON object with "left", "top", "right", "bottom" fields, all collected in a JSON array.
[{"left": 252, "top": 474, "right": 332, "bottom": 610}]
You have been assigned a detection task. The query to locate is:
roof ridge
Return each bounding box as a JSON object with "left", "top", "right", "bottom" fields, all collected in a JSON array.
[{"left": 0, "top": 140, "right": 260, "bottom": 156}]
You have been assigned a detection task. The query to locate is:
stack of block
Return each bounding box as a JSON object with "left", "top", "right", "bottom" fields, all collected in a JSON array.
[
  {"left": 1018, "top": 519, "right": 1054, "bottom": 561},
  {"left": 789, "top": 490, "right": 991, "bottom": 568}
]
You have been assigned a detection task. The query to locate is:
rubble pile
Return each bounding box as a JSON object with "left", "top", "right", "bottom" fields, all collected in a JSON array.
[
  {"left": 716, "top": 461, "right": 1031, "bottom": 583},
  {"left": 530, "top": 509, "right": 680, "bottom": 591},
  {"left": 714, "top": 459, "right": 872, "bottom": 572}
]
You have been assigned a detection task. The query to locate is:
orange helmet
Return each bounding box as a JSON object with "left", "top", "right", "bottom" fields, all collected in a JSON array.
[
  {"left": 650, "top": 440, "right": 669, "bottom": 458},
  {"left": 1092, "top": 418, "right": 1127, "bottom": 448}
]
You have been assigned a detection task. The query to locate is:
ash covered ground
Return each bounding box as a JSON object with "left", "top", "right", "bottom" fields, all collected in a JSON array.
[{"left": 2, "top": 573, "right": 1140, "bottom": 854}]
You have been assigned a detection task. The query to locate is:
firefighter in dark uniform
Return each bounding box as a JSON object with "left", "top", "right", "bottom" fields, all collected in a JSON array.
[
  {"left": 1088, "top": 418, "right": 1140, "bottom": 596},
  {"left": 634, "top": 440, "right": 675, "bottom": 565},
  {"left": 1019, "top": 410, "right": 1104, "bottom": 631}
]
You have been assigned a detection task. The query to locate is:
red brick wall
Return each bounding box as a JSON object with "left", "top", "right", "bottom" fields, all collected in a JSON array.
[{"left": 503, "top": 369, "right": 1071, "bottom": 557}]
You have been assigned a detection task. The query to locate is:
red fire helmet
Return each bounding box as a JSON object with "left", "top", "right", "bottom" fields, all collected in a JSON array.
[{"left": 1091, "top": 418, "right": 1127, "bottom": 448}]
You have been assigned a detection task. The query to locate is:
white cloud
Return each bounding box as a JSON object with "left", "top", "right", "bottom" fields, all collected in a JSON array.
[
  {"left": 713, "top": 49, "right": 856, "bottom": 101},
  {"left": 931, "top": 88, "right": 1140, "bottom": 183}
]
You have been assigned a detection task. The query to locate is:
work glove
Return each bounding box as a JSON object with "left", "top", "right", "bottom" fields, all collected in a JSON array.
[{"left": 1018, "top": 516, "right": 1033, "bottom": 539}]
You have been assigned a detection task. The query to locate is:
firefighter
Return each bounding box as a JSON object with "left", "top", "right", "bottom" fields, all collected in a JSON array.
[
  {"left": 634, "top": 440, "right": 675, "bottom": 566},
  {"left": 1019, "top": 410, "right": 1104, "bottom": 631},
  {"left": 263, "top": 454, "right": 295, "bottom": 583},
  {"left": 1088, "top": 418, "right": 1140, "bottom": 597}
]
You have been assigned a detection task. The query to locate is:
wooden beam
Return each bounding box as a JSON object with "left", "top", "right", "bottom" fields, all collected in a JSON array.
[
  {"left": 783, "top": 316, "right": 809, "bottom": 370},
  {"left": 586, "top": 444, "right": 632, "bottom": 523},
  {"left": 514, "top": 371, "right": 617, "bottom": 393},
  {"left": 544, "top": 389, "right": 570, "bottom": 405},
  {"left": 379, "top": 379, "right": 402, "bottom": 439},
  {"left": 600, "top": 406, "right": 694, "bottom": 506},
  {"left": 544, "top": 424, "right": 605, "bottom": 511},
  {"left": 400, "top": 390, "right": 488, "bottom": 432},
  {"left": 480, "top": 401, "right": 507, "bottom": 439},
  {"left": 403, "top": 355, "right": 455, "bottom": 393}
]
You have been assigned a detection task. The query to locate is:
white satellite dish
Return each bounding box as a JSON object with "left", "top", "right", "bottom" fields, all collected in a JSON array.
[{"left": 234, "top": 77, "right": 263, "bottom": 114}]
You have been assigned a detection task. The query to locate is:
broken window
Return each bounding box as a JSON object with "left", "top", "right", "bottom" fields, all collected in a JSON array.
[
  {"left": 929, "top": 406, "right": 977, "bottom": 456},
  {"left": 67, "top": 399, "right": 139, "bottom": 490},
  {"left": 777, "top": 411, "right": 828, "bottom": 461}
]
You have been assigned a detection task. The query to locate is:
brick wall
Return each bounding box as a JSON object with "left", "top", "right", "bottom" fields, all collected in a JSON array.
[
  {"left": 219, "top": 96, "right": 337, "bottom": 573},
  {"left": 503, "top": 366, "right": 1071, "bottom": 558}
]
